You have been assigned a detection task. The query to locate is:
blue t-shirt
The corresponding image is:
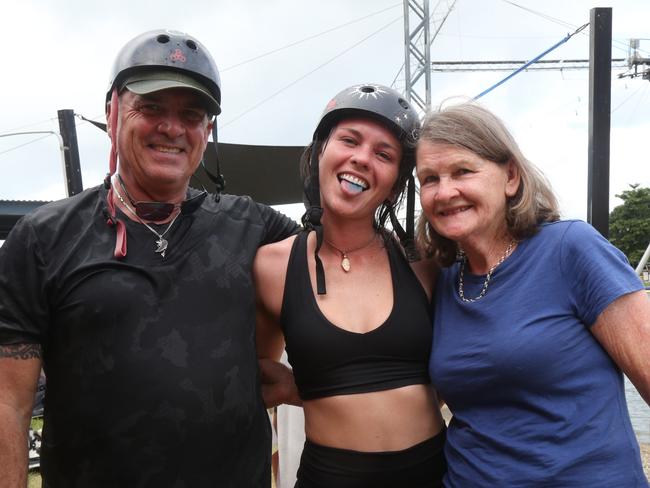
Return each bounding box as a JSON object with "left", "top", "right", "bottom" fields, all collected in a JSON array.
[{"left": 430, "top": 220, "right": 647, "bottom": 487}]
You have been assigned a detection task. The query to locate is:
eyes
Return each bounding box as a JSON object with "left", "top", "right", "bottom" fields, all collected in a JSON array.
[
  {"left": 338, "top": 135, "right": 397, "bottom": 162},
  {"left": 136, "top": 103, "right": 208, "bottom": 125},
  {"left": 418, "top": 168, "right": 474, "bottom": 185}
]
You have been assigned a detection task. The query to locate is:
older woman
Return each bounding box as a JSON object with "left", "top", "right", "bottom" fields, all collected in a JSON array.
[{"left": 416, "top": 102, "right": 650, "bottom": 487}]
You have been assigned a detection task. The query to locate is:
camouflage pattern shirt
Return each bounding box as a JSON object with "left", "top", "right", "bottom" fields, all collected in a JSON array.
[{"left": 0, "top": 185, "right": 298, "bottom": 487}]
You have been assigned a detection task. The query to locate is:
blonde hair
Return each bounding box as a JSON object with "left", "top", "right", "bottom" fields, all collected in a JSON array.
[{"left": 416, "top": 102, "right": 560, "bottom": 266}]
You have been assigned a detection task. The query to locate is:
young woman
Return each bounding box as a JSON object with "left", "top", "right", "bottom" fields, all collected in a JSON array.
[{"left": 254, "top": 84, "right": 446, "bottom": 487}]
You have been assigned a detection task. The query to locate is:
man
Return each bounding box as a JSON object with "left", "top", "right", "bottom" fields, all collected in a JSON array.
[{"left": 0, "top": 29, "right": 297, "bottom": 487}]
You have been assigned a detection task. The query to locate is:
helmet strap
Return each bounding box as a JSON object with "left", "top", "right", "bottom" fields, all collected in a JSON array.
[
  {"left": 108, "top": 88, "right": 119, "bottom": 176},
  {"left": 388, "top": 173, "right": 419, "bottom": 262},
  {"left": 104, "top": 88, "right": 127, "bottom": 258},
  {"left": 200, "top": 123, "right": 225, "bottom": 202},
  {"left": 301, "top": 141, "right": 326, "bottom": 294}
]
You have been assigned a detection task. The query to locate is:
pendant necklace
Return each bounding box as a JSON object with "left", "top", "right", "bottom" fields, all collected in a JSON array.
[
  {"left": 324, "top": 233, "right": 378, "bottom": 272},
  {"left": 458, "top": 239, "right": 517, "bottom": 302},
  {"left": 112, "top": 181, "right": 180, "bottom": 258}
]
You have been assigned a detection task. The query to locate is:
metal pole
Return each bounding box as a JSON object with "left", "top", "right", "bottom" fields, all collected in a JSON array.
[
  {"left": 586, "top": 8, "right": 612, "bottom": 238},
  {"left": 403, "top": 0, "right": 412, "bottom": 101},
  {"left": 57, "top": 109, "right": 84, "bottom": 196},
  {"left": 0, "top": 131, "right": 67, "bottom": 192},
  {"left": 635, "top": 241, "right": 650, "bottom": 276}
]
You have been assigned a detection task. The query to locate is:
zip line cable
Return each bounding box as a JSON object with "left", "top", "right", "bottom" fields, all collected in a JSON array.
[
  {"left": 611, "top": 83, "right": 646, "bottom": 114},
  {"left": 474, "top": 23, "right": 589, "bottom": 100},
  {"left": 220, "top": 16, "right": 402, "bottom": 130},
  {"left": 0, "top": 134, "right": 53, "bottom": 158},
  {"left": 1, "top": 117, "right": 59, "bottom": 135},
  {"left": 222, "top": 2, "right": 401, "bottom": 72},
  {"left": 501, "top": 0, "right": 575, "bottom": 30},
  {"left": 501, "top": 0, "right": 649, "bottom": 57}
]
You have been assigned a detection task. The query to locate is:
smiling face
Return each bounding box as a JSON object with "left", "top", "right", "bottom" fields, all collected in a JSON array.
[
  {"left": 417, "top": 141, "right": 520, "bottom": 250},
  {"left": 108, "top": 88, "right": 213, "bottom": 201},
  {"left": 317, "top": 117, "right": 402, "bottom": 223}
]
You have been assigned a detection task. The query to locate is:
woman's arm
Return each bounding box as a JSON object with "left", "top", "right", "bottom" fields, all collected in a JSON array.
[
  {"left": 253, "top": 236, "right": 300, "bottom": 408},
  {"left": 253, "top": 238, "right": 293, "bottom": 360},
  {"left": 409, "top": 256, "right": 439, "bottom": 302},
  {"left": 590, "top": 290, "right": 650, "bottom": 406}
]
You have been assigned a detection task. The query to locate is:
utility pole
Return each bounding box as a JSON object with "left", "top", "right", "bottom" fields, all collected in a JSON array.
[
  {"left": 586, "top": 7, "right": 612, "bottom": 238},
  {"left": 57, "top": 109, "right": 84, "bottom": 197}
]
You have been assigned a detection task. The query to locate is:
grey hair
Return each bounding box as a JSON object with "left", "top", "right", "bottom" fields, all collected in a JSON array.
[{"left": 416, "top": 102, "right": 560, "bottom": 266}]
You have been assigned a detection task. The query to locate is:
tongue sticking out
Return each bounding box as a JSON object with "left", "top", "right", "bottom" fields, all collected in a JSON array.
[{"left": 341, "top": 179, "right": 365, "bottom": 194}]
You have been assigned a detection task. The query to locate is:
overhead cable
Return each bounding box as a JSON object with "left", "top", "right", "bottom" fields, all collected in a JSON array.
[
  {"left": 220, "top": 16, "right": 402, "bottom": 130},
  {"left": 499, "top": 0, "right": 638, "bottom": 56},
  {"left": 0, "top": 133, "right": 53, "bottom": 158},
  {"left": 222, "top": 2, "right": 401, "bottom": 72},
  {"left": 474, "top": 23, "right": 589, "bottom": 100}
]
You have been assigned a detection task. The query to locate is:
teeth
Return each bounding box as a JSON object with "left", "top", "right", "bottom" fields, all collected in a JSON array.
[
  {"left": 440, "top": 206, "right": 470, "bottom": 216},
  {"left": 153, "top": 145, "right": 181, "bottom": 153},
  {"left": 339, "top": 173, "right": 368, "bottom": 190}
]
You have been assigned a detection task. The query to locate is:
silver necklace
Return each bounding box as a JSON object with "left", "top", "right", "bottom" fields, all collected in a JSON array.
[
  {"left": 112, "top": 181, "right": 180, "bottom": 258},
  {"left": 324, "top": 233, "right": 378, "bottom": 272},
  {"left": 458, "top": 239, "right": 516, "bottom": 302}
]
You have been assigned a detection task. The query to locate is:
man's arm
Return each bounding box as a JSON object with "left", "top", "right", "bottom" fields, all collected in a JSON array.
[
  {"left": 256, "top": 202, "right": 300, "bottom": 245},
  {"left": 0, "top": 344, "right": 42, "bottom": 488}
]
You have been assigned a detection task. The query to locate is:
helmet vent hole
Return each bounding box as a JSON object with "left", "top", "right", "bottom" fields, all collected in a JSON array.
[
  {"left": 156, "top": 34, "right": 170, "bottom": 44},
  {"left": 360, "top": 86, "right": 375, "bottom": 93},
  {"left": 185, "top": 40, "right": 198, "bottom": 50},
  {"left": 398, "top": 98, "right": 409, "bottom": 109}
]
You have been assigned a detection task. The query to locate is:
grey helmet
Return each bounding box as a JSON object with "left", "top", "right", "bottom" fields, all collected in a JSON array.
[
  {"left": 106, "top": 29, "right": 221, "bottom": 115},
  {"left": 314, "top": 83, "right": 419, "bottom": 146},
  {"left": 303, "top": 84, "right": 421, "bottom": 295},
  {"left": 104, "top": 30, "right": 224, "bottom": 259}
]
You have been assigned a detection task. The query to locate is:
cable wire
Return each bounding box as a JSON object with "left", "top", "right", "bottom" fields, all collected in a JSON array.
[
  {"left": 611, "top": 83, "right": 646, "bottom": 114},
  {"left": 220, "top": 16, "right": 402, "bottom": 130},
  {"left": 222, "top": 2, "right": 401, "bottom": 72},
  {"left": 499, "top": 0, "right": 646, "bottom": 56},
  {"left": 474, "top": 23, "right": 589, "bottom": 100},
  {"left": 0, "top": 134, "right": 53, "bottom": 158}
]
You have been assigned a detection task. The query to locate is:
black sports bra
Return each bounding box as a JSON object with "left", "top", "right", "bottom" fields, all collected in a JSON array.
[{"left": 280, "top": 231, "right": 433, "bottom": 400}]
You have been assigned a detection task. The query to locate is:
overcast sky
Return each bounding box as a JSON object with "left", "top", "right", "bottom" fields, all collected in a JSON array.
[{"left": 1, "top": 0, "right": 649, "bottom": 224}]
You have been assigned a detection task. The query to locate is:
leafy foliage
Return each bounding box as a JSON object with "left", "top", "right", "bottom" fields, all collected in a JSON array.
[{"left": 609, "top": 184, "right": 650, "bottom": 267}]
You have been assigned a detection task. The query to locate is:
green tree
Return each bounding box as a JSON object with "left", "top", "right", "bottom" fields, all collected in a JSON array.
[{"left": 609, "top": 184, "right": 650, "bottom": 268}]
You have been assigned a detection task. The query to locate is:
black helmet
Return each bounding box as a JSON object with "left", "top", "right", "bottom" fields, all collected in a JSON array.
[
  {"left": 303, "top": 84, "right": 421, "bottom": 295},
  {"left": 314, "top": 83, "right": 419, "bottom": 147},
  {"left": 106, "top": 29, "right": 221, "bottom": 115}
]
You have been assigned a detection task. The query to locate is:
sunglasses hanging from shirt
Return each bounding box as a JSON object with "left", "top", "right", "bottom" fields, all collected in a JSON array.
[{"left": 116, "top": 174, "right": 207, "bottom": 221}]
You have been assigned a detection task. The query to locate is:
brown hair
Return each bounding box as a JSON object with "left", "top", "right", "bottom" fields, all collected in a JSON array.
[
  {"left": 416, "top": 102, "right": 560, "bottom": 266},
  {"left": 300, "top": 117, "right": 416, "bottom": 230}
]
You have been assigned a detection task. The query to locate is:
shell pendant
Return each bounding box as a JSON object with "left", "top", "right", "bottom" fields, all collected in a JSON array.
[{"left": 341, "top": 254, "right": 351, "bottom": 272}]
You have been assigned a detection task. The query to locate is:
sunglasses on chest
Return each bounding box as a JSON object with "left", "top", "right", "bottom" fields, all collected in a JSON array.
[{"left": 116, "top": 174, "right": 207, "bottom": 221}]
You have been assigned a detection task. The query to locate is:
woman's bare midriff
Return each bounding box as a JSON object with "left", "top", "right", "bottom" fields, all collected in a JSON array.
[{"left": 302, "top": 384, "right": 444, "bottom": 452}]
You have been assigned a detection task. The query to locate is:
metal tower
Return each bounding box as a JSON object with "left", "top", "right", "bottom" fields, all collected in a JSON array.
[{"left": 402, "top": 0, "right": 456, "bottom": 112}]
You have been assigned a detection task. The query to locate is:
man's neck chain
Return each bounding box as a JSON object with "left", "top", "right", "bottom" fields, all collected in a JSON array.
[{"left": 112, "top": 180, "right": 180, "bottom": 259}]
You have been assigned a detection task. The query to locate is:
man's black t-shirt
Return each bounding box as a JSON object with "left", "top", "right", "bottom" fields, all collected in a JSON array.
[{"left": 0, "top": 185, "right": 298, "bottom": 487}]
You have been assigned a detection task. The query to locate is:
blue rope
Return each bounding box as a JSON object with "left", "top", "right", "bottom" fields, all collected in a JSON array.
[{"left": 474, "top": 23, "right": 589, "bottom": 100}]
